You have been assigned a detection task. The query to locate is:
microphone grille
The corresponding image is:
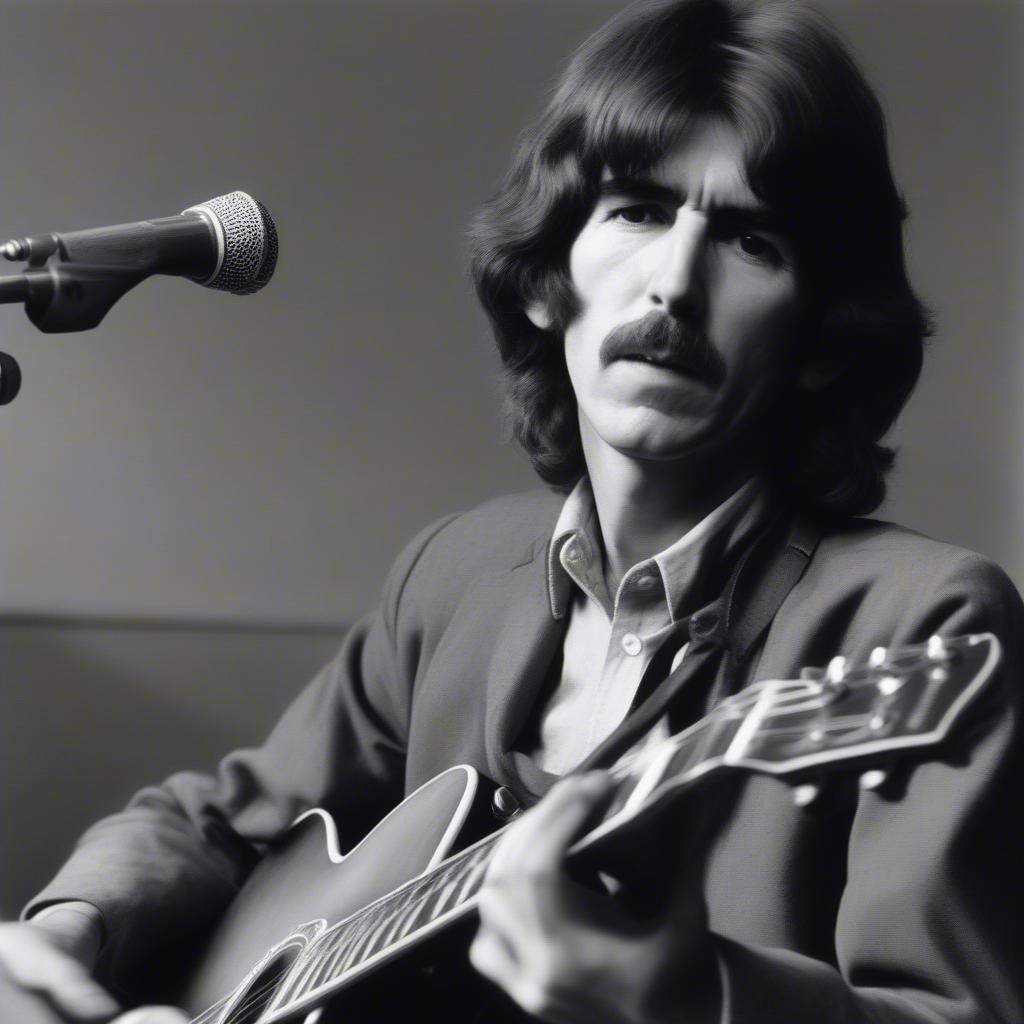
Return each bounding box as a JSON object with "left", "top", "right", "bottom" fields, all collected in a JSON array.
[{"left": 185, "top": 191, "right": 278, "bottom": 295}]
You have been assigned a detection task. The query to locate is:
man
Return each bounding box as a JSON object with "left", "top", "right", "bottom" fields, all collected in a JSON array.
[{"left": 2, "top": 1, "right": 1021, "bottom": 1022}]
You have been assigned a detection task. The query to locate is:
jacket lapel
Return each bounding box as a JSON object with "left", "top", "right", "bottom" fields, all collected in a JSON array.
[{"left": 479, "top": 539, "right": 568, "bottom": 793}]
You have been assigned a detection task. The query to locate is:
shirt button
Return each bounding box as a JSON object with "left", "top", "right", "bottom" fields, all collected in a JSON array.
[
  {"left": 621, "top": 632, "right": 642, "bottom": 656},
  {"left": 565, "top": 542, "right": 581, "bottom": 563},
  {"left": 634, "top": 574, "right": 656, "bottom": 591}
]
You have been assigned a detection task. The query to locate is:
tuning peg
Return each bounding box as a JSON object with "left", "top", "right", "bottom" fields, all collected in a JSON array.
[
  {"left": 792, "top": 782, "right": 821, "bottom": 807},
  {"left": 877, "top": 674, "right": 903, "bottom": 696},
  {"left": 826, "top": 655, "right": 847, "bottom": 682},
  {"left": 925, "top": 635, "right": 953, "bottom": 682},
  {"left": 868, "top": 646, "right": 888, "bottom": 669},
  {"left": 824, "top": 655, "right": 849, "bottom": 698},
  {"left": 859, "top": 769, "right": 888, "bottom": 791}
]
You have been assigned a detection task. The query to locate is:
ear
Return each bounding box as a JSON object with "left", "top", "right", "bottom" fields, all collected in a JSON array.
[{"left": 525, "top": 300, "right": 553, "bottom": 331}]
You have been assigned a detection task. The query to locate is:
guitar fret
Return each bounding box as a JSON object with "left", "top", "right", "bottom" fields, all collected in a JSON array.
[
  {"left": 361, "top": 879, "right": 427, "bottom": 960},
  {"left": 326, "top": 925, "right": 363, "bottom": 977},
  {"left": 675, "top": 715, "right": 728, "bottom": 778},
  {"left": 285, "top": 942, "right": 332, "bottom": 1003},
  {"left": 389, "top": 888, "right": 430, "bottom": 942},
  {"left": 430, "top": 870, "right": 465, "bottom": 916},
  {"left": 333, "top": 917, "right": 377, "bottom": 976},
  {"left": 646, "top": 706, "right": 734, "bottom": 787},
  {"left": 318, "top": 910, "right": 380, "bottom": 985},
  {"left": 359, "top": 907, "right": 397, "bottom": 964},
  {"left": 307, "top": 926, "right": 358, "bottom": 993},
  {"left": 394, "top": 891, "right": 435, "bottom": 939},
  {"left": 372, "top": 887, "right": 420, "bottom": 952},
  {"left": 454, "top": 850, "right": 490, "bottom": 904},
  {"left": 403, "top": 863, "right": 463, "bottom": 925},
  {"left": 403, "top": 857, "right": 470, "bottom": 930}
]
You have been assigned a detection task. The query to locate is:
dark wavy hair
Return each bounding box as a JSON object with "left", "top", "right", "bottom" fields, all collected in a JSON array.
[{"left": 469, "top": 0, "right": 930, "bottom": 519}]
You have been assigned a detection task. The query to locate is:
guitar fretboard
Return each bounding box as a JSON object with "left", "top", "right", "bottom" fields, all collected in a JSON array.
[
  {"left": 261, "top": 704, "right": 740, "bottom": 1021},
  {"left": 274, "top": 830, "right": 498, "bottom": 1005}
]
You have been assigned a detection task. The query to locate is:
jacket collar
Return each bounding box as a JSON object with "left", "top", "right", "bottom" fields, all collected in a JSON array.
[{"left": 547, "top": 476, "right": 769, "bottom": 624}]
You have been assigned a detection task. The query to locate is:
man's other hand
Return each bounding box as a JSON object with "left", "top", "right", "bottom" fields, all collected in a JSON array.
[
  {"left": 0, "top": 920, "right": 187, "bottom": 1023},
  {"left": 470, "top": 772, "right": 721, "bottom": 1024}
]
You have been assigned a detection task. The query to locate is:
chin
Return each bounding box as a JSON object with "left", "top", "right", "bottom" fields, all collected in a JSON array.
[
  {"left": 616, "top": 442, "right": 707, "bottom": 465},
  {"left": 591, "top": 408, "right": 714, "bottom": 462},
  {"left": 603, "top": 429, "right": 712, "bottom": 464}
]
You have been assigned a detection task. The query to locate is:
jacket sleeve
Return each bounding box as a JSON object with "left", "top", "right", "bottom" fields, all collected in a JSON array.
[
  {"left": 714, "top": 552, "right": 1024, "bottom": 1024},
  {"left": 22, "top": 513, "right": 459, "bottom": 992}
]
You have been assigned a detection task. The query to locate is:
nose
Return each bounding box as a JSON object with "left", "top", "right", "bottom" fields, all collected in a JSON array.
[{"left": 647, "top": 210, "right": 707, "bottom": 323}]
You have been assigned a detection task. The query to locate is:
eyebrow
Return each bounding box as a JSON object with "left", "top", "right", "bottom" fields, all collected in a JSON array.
[{"left": 597, "top": 175, "right": 789, "bottom": 234}]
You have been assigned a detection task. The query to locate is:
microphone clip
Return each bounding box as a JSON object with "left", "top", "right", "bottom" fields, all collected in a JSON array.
[{"left": 2, "top": 235, "right": 147, "bottom": 333}]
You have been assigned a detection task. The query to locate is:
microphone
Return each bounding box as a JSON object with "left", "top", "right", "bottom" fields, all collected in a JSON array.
[{"left": 0, "top": 191, "right": 278, "bottom": 332}]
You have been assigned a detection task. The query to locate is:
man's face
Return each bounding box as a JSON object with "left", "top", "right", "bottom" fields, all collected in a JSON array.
[{"left": 532, "top": 119, "right": 806, "bottom": 474}]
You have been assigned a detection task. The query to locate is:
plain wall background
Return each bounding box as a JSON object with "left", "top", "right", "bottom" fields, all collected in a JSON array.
[{"left": 1, "top": 0, "right": 1021, "bottom": 910}]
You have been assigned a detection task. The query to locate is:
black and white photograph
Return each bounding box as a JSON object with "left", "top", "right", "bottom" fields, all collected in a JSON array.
[{"left": 1, "top": 1, "right": 1021, "bottom": 1021}]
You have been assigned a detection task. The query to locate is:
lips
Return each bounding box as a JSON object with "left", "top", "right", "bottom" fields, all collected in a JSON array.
[{"left": 619, "top": 348, "right": 701, "bottom": 376}]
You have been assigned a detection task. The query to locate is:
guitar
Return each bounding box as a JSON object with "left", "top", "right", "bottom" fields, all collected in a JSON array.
[{"left": 170, "top": 631, "right": 1001, "bottom": 1024}]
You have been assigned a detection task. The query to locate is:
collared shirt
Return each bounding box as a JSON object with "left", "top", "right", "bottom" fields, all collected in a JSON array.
[{"left": 533, "top": 476, "right": 768, "bottom": 775}]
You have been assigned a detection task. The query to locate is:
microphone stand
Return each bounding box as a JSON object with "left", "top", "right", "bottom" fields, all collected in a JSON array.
[
  {"left": 0, "top": 349, "right": 20, "bottom": 405},
  {"left": 0, "top": 233, "right": 151, "bottom": 405}
]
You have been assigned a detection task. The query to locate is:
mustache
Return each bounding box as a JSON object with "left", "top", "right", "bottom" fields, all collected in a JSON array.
[{"left": 599, "top": 311, "right": 726, "bottom": 386}]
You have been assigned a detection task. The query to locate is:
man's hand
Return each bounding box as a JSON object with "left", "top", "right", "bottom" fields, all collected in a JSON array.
[
  {"left": 0, "top": 920, "right": 187, "bottom": 1024},
  {"left": 469, "top": 773, "right": 721, "bottom": 1024}
]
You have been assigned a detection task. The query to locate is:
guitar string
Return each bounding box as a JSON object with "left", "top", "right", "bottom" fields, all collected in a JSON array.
[{"left": 188, "top": 965, "right": 291, "bottom": 1024}]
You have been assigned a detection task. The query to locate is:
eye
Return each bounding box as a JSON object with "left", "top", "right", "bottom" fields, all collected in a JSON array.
[
  {"left": 735, "top": 232, "right": 782, "bottom": 265},
  {"left": 608, "top": 203, "right": 669, "bottom": 227},
  {"left": 738, "top": 234, "right": 768, "bottom": 256}
]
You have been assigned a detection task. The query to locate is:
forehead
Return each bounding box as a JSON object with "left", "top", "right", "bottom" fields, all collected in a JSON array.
[{"left": 603, "top": 118, "right": 760, "bottom": 210}]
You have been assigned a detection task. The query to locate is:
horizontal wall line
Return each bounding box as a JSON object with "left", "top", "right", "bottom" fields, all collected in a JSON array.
[{"left": 0, "top": 612, "right": 348, "bottom": 636}]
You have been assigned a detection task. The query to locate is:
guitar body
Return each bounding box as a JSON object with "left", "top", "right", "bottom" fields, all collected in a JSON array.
[{"left": 176, "top": 765, "right": 484, "bottom": 1022}]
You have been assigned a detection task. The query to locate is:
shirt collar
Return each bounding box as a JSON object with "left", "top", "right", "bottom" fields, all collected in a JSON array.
[
  {"left": 547, "top": 479, "right": 600, "bottom": 619},
  {"left": 547, "top": 476, "right": 768, "bottom": 622}
]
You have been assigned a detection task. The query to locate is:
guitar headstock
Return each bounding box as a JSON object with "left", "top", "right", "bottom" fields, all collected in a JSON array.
[
  {"left": 578, "top": 633, "right": 1002, "bottom": 854},
  {"left": 719, "top": 632, "right": 1001, "bottom": 781}
]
